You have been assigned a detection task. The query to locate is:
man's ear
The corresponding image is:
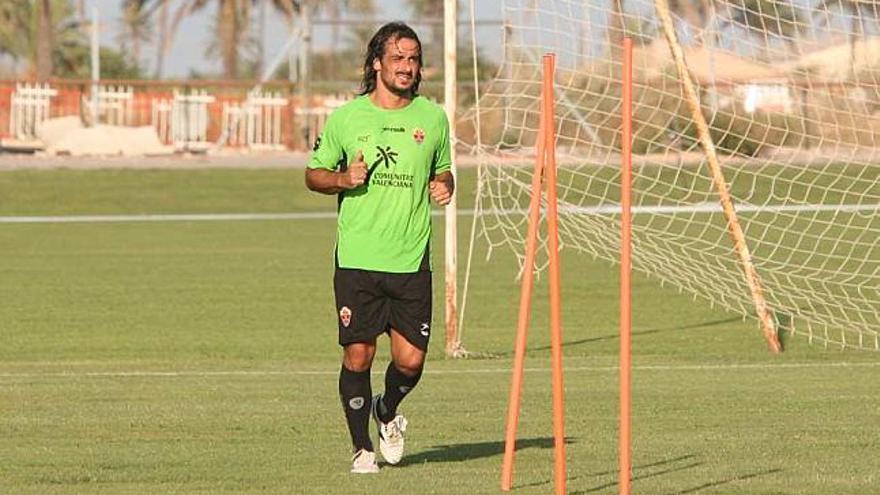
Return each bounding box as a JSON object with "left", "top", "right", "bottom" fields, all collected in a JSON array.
[{"left": 373, "top": 57, "right": 381, "bottom": 72}]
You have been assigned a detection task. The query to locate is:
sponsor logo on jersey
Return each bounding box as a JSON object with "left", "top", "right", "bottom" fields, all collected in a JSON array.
[
  {"left": 382, "top": 126, "right": 405, "bottom": 133},
  {"left": 357, "top": 134, "right": 370, "bottom": 143},
  {"left": 413, "top": 128, "right": 425, "bottom": 145},
  {"left": 312, "top": 135, "right": 322, "bottom": 151},
  {"left": 367, "top": 145, "right": 414, "bottom": 189},
  {"left": 372, "top": 145, "right": 399, "bottom": 169},
  {"left": 371, "top": 171, "right": 414, "bottom": 188},
  {"left": 339, "top": 306, "right": 352, "bottom": 327}
]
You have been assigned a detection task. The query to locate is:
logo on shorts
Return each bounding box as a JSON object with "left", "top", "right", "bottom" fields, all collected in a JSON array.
[
  {"left": 419, "top": 322, "right": 430, "bottom": 337},
  {"left": 339, "top": 306, "right": 352, "bottom": 328},
  {"left": 413, "top": 128, "right": 425, "bottom": 145}
]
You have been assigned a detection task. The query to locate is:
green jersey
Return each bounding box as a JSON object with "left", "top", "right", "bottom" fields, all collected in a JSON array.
[{"left": 307, "top": 95, "right": 452, "bottom": 273}]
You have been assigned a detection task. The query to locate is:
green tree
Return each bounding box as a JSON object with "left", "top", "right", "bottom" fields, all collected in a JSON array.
[
  {"left": 0, "top": 0, "right": 32, "bottom": 62},
  {"left": 0, "top": 0, "right": 84, "bottom": 79},
  {"left": 68, "top": 46, "right": 144, "bottom": 78}
]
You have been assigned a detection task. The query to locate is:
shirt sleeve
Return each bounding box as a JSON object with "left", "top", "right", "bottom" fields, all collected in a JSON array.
[
  {"left": 432, "top": 112, "right": 452, "bottom": 176},
  {"left": 307, "top": 112, "right": 344, "bottom": 171}
]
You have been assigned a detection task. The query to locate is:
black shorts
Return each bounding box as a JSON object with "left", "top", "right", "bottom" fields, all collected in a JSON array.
[{"left": 333, "top": 264, "right": 433, "bottom": 352}]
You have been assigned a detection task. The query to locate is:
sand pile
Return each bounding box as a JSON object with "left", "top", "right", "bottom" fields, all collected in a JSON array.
[{"left": 38, "top": 117, "right": 174, "bottom": 157}]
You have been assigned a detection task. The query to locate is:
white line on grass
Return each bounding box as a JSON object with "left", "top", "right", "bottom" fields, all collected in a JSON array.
[
  {"left": 1, "top": 361, "right": 878, "bottom": 379},
  {"left": 1, "top": 203, "right": 877, "bottom": 224}
]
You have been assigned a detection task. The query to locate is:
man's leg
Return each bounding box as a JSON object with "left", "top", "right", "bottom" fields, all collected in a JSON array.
[
  {"left": 340, "top": 341, "right": 377, "bottom": 455},
  {"left": 370, "top": 330, "right": 424, "bottom": 465},
  {"left": 373, "top": 266, "right": 431, "bottom": 465},
  {"left": 376, "top": 330, "right": 425, "bottom": 422}
]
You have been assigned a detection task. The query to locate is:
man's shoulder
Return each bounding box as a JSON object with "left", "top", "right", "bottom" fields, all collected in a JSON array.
[
  {"left": 412, "top": 97, "right": 448, "bottom": 129},
  {"left": 413, "top": 96, "right": 444, "bottom": 114},
  {"left": 325, "top": 95, "right": 369, "bottom": 125}
]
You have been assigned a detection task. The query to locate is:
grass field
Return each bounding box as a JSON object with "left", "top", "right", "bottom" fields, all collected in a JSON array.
[{"left": 1, "top": 166, "right": 877, "bottom": 494}]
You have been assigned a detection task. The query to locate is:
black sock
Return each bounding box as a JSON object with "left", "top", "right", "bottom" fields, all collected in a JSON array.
[
  {"left": 339, "top": 365, "right": 373, "bottom": 452},
  {"left": 378, "top": 362, "right": 422, "bottom": 423}
]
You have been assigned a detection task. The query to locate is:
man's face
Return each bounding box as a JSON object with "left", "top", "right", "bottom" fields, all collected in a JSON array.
[{"left": 373, "top": 36, "right": 421, "bottom": 96}]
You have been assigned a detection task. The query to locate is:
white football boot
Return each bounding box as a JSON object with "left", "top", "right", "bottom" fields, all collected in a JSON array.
[
  {"left": 350, "top": 449, "right": 379, "bottom": 474},
  {"left": 372, "top": 394, "right": 408, "bottom": 465}
]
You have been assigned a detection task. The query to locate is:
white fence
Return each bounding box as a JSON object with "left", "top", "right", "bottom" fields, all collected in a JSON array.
[
  {"left": 294, "top": 95, "right": 351, "bottom": 150},
  {"left": 151, "top": 90, "right": 215, "bottom": 151},
  {"left": 4, "top": 81, "right": 348, "bottom": 151},
  {"left": 150, "top": 99, "right": 172, "bottom": 144},
  {"left": 95, "top": 85, "right": 134, "bottom": 126},
  {"left": 221, "top": 91, "right": 288, "bottom": 150},
  {"left": 9, "top": 82, "right": 57, "bottom": 140}
]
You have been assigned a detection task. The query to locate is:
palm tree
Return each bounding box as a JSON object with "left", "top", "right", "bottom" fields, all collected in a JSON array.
[
  {"left": 36, "top": 0, "right": 54, "bottom": 80},
  {"left": 154, "top": 0, "right": 169, "bottom": 78},
  {"left": 0, "top": 0, "right": 32, "bottom": 63},
  {"left": 0, "top": 0, "right": 84, "bottom": 79},
  {"left": 158, "top": 0, "right": 296, "bottom": 79},
  {"left": 119, "top": 0, "right": 154, "bottom": 74}
]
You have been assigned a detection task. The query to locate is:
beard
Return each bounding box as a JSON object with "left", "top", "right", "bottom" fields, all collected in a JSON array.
[{"left": 379, "top": 70, "right": 417, "bottom": 97}]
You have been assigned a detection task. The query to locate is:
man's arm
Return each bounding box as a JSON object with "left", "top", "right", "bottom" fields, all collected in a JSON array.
[
  {"left": 305, "top": 168, "right": 346, "bottom": 194},
  {"left": 429, "top": 171, "right": 454, "bottom": 206},
  {"left": 305, "top": 150, "right": 367, "bottom": 195}
]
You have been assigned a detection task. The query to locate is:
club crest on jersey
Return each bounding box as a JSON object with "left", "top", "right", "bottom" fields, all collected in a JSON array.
[
  {"left": 339, "top": 306, "right": 352, "bottom": 328},
  {"left": 413, "top": 128, "right": 425, "bottom": 145}
]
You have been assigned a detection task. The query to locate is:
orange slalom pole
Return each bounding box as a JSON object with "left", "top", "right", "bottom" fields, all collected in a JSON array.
[
  {"left": 543, "top": 52, "right": 567, "bottom": 495},
  {"left": 500, "top": 54, "right": 549, "bottom": 492},
  {"left": 619, "top": 38, "right": 634, "bottom": 495}
]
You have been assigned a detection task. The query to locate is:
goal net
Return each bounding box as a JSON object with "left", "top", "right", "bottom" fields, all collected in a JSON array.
[{"left": 459, "top": 0, "right": 879, "bottom": 350}]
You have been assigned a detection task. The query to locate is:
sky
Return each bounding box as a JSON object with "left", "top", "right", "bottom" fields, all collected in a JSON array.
[
  {"left": 36, "top": 0, "right": 858, "bottom": 80},
  {"left": 85, "top": 0, "right": 505, "bottom": 78}
]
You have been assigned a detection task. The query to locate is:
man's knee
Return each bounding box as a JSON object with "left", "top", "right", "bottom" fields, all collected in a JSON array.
[
  {"left": 389, "top": 330, "right": 425, "bottom": 376},
  {"left": 343, "top": 343, "right": 376, "bottom": 372},
  {"left": 392, "top": 355, "right": 424, "bottom": 377}
]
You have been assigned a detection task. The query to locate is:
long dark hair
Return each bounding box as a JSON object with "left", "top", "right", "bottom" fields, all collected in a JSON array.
[{"left": 359, "top": 22, "right": 423, "bottom": 96}]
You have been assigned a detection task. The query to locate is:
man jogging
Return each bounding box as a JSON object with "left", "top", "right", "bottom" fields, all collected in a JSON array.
[{"left": 304, "top": 22, "right": 454, "bottom": 474}]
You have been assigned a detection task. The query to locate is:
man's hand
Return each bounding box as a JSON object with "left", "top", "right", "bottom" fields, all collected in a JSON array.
[
  {"left": 339, "top": 150, "right": 367, "bottom": 189},
  {"left": 429, "top": 172, "right": 454, "bottom": 206}
]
